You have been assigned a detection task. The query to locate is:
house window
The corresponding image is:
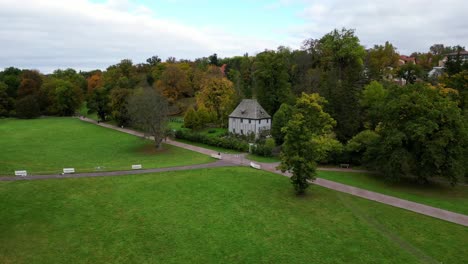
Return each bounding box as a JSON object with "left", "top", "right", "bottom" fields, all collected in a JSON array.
[
  {"left": 249, "top": 119, "right": 251, "bottom": 124},
  {"left": 258, "top": 120, "right": 261, "bottom": 124},
  {"left": 241, "top": 118, "right": 243, "bottom": 123},
  {"left": 241, "top": 129, "right": 244, "bottom": 135},
  {"left": 233, "top": 128, "right": 236, "bottom": 133},
  {"left": 267, "top": 119, "right": 269, "bottom": 123}
]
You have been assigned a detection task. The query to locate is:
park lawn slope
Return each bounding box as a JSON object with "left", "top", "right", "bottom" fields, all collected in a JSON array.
[
  {"left": 0, "top": 117, "right": 213, "bottom": 175},
  {"left": 0, "top": 167, "right": 466, "bottom": 264},
  {"left": 317, "top": 170, "right": 468, "bottom": 215}
]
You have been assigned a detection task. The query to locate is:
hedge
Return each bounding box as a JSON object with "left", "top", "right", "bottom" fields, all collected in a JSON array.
[{"left": 174, "top": 130, "right": 249, "bottom": 152}]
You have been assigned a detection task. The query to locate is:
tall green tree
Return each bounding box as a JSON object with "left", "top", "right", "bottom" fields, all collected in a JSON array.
[
  {"left": 360, "top": 81, "right": 388, "bottom": 129},
  {"left": 365, "top": 83, "right": 467, "bottom": 184},
  {"left": 271, "top": 103, "right": 293, "bottom": 145},
  {"left": 253, "top": 49, "right": 292, "bottom": 115},
  {"left": 0, "top": 82, "right": 14, "bottom": 116},
  {"left": 366, "top": 42, "right": 399, "bottom": 81},
  {"left": 41, "top": 78, "right": 83, "bottom": 116},
  {"left": 87, "top": 87, "right": 110, "bottom": 121},
  {"left": 308, "top": 28, "right": 366, "bottom": 141},
  {"left": 396, "top": 63, "right": 424, "bottom": 84},
  {"left": 110, "top": 88, "right": 132, "bottom": 126},
  {"left": 0, "top": 67, "right": 21, "bottom": 98},
  {"left": 279, "top": 93, "right": 338, "bottom": 194}
]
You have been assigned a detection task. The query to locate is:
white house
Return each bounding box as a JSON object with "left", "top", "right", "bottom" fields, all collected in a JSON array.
[{"left": 228, "top": 99, "right": 271, "bottom": 137}]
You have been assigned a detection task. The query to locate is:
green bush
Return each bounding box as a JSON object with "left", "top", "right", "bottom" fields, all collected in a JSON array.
[
  {"left": 175, "top": 130, "right": 249, "bottom": 152},
  {"left": 252, "top": 138, "right": 276, "bottom": 157}
]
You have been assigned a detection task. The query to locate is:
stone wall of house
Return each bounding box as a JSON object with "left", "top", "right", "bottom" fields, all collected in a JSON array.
[{"left": 228, "top": 117, "right": 271, "bottom": 136}]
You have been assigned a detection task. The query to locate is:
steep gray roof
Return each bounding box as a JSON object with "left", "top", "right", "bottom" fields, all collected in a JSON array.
[{"left": 229, "top": 99, "right": 271, "bottom": 119}]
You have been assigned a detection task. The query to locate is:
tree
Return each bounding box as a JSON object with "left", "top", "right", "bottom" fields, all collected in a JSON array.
[
  {"left": 53, "top": 79, "right": 83, "bottom": 116},
  {"left": 271, "top": 103, "right": 293, "bottom": 145},
  {"left": 51, "top": 69, "right": 87, "bottom": 93},
  {"left": 208, "top": 53, "right": 219, "bottom": 66},
  {"left": 279, "top": 93, "right": 338, "bottom": 194},
  {"left": 184, "top": 107, "right": 198, "bottom": 129},
  {"left": 17, "top": 70, "right": 42, "bottom": 98},
  {"left": 196, "top": 76, "right": 236, "bottom": 127},
  {"left": 87, "top": 87, "right": 110, "bottom": 121},
  {"left": 146, "top": 55, "right": 162, "bottom": 66},
  {"left": 253, "top": 49, "right": 292, "bottom": 115},
  {"left": 110, "top": 88, "right": 131, "bottom": 126},
  {"left": 0, "top": 67, "right": 21, "bottom": 98},
  {"left": 445, "top": 48, "right": 468, "bottom": 76},
  {"left": 365, "top": 83, "right": 467, "bottom": 184},
  {"left": 367, "top": 42, "right": 399, "bottom": 81},
  {"left": 127, "top": 88, "right": 169, "bottom": 149},
  {"left": 155, "top": 63, "right": 191, "bottom": 103},
  {"left": 396, "top": 63, "right": 424, "bottom": 84},
  {"left": 440, "top": 70, "right": 468, "bottom": 112},
  {"left": 312, "top": 28, "right": 366, "bottom": 141},
  {"left": 87, "top": 72, "right": 102, "bottom": 95},
  {"left": 360, "top": 81, "right": 388, "bottom": 129},
  {"left": 196, "top": 105, "right": 211, "bottom": 127},
  {"left": 102, "top": 59, "right": 138, "bottom": 90},
  {"left": 16, "top": 95, "right": 40, "bottom": 119},
  {"left": 0, "top": 82, "right": 14, "bottom": 116}
]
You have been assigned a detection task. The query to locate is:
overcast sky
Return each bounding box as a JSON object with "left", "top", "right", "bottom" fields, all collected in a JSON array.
[{"left": 1, "top": 0, "right": 467, "bottom": 73}]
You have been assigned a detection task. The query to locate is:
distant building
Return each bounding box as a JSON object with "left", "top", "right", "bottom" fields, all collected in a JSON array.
[
  {"left": 228, "top": 99, "right": 271, "bottom": 137},
  {"left": 428, "top": 66, "right": 444, "bottom": 78},
  {"left": 398, "top": 55, "right": 416, "bottom": 65},
  {"left": 439, "top": 51, "right": 468, "bottom": 67}
]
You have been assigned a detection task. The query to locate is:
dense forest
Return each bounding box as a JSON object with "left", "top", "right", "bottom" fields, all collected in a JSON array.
[{"left": 1, "top": 28, "right": 467, "bottom": 184}]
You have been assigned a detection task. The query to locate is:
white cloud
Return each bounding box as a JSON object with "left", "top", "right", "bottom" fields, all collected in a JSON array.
[
  {"left": 1, "top": 0, "right": 467, "bottom": 73},
  {"left": 293, "top": 0, "right": 468, "bottom": 54},
  {"left": 0, "top": 0, "right": 281, "bottom": 73}
]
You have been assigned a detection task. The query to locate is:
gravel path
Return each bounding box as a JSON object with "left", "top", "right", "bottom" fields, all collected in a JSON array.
[{"left": 0, "top": 160, "right": 235, "bottom": 181}]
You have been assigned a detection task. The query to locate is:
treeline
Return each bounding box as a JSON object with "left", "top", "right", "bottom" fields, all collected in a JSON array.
[{"left": 2, "top": 28, "right": 466, "bottom": 139}]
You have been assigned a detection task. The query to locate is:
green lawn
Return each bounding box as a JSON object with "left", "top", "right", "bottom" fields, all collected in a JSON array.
[
  {"left": 0, "top": 118, "right": 213, "bottom": 175},
  {"left": 0, "top": 167, "right": 466, "bottom": 263},
  {"left": 317, "top": 170, "right": 468, "bottom": 215}
]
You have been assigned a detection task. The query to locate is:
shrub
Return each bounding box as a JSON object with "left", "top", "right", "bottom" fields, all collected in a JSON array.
[
  {"left": 175, "top": 130, "right": 249, "bottom": 152},
  {"left": 252, "top": 138, "right": 276, "bottom": 157}
]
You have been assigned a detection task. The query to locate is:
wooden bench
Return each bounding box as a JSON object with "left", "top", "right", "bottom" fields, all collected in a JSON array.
[
  {"left": 340, "top": 164, "right": 350, "bottom": 169},
  {"left": 211, "top": 154, "right": 222, "bottom": 160},
  {"left": 132, "top": 164, "right": 142, "bottom": 170},
  {"left": 250, "top": 162, "right": 261, "bottom": 170},
  {"left": 15, "top": 170, "right": 27, "bottom": 177},
  {"left": 63, "top": 168, "right": 75, "bottom": 174}
]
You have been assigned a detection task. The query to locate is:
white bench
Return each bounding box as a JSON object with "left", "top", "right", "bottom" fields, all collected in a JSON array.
[
  {"left": 211, "top": 154, "right": 222, "bottom": 160},
  {"left": 340, "top": 164, "right": 350, "bottom": 169},
  {"left": 63, "top": 168, "right": 75, "bottom": 174},
  {"left": 250, "top": 162, "right": 261, "bottom": 170},
  {"left": 132, "top": 164, "right": 142, "bottom": 170},
  {"left": 15, "top": 170, "right": 27, "bottom": 177}
]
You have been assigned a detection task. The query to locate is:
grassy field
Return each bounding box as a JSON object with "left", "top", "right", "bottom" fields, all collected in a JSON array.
[
  {"left": 317, "top": 171, "right": 468, "bottom": 215},
  {"left": 0, "top": 118, "right": 213, "bottom": 175},
  {"left": 0, "top": 167, "right": 466, "bottom": 264}
]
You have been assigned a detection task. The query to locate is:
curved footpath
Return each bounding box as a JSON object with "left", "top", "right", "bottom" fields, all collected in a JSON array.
[{"left": 3, "top": 116, "right": 467, "bottom": 227}]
